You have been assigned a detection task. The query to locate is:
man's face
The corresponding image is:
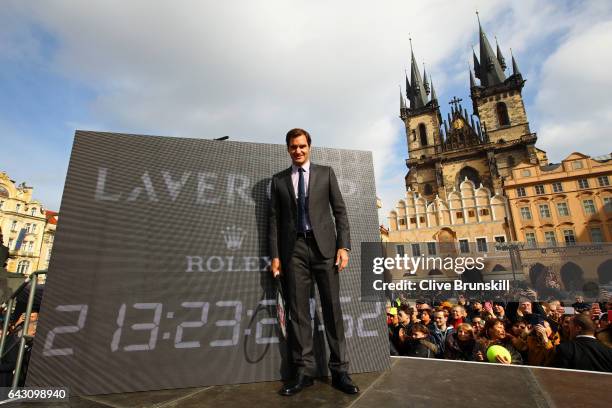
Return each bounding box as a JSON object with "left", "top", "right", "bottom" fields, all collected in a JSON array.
[
  {"left": 287, "top": 135, "right": 310, "bottom": 166},
  {"left": 575, "top": 296, "right": 583, "bottom": 303},
  {"left": 472, "top": 318, "right": 484, "bottom": 332},
  {"left": 398, "top": 311, "right": 410, "bottom": 325},
  {"left": 472, "top": 301, "right": 482, "bottom": 311},
  {"left": 434, "top": 312, "right": 446, "bottom": 327},
  {"left": 520, "top": 301, "right": 532, "bottom": 314}
]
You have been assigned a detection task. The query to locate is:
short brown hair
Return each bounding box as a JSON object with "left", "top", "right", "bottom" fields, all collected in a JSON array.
[
  {"left": 572, "top": 314, "right": 595, "bottom": 333},
  {"left": 285, "top": 128, "right": 311, "bottom": 146}
]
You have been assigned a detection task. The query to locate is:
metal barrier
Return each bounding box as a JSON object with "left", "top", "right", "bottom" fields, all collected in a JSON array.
[{"left": 0, "top": 270, "right": 46, "bottom": 391}]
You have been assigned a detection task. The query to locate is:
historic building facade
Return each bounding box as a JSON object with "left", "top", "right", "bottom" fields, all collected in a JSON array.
[
  {"left": 504, "top": 153, "right": 612, "bottom": 289},
  {"left": 386, "top": 20, "right": 541, "bottom": 280},
  {"left": 0, "top": 171, "right": 57, "bottom": 279},
  {"left": 505, "top": 153, "right": 612, "bottom": 245}
]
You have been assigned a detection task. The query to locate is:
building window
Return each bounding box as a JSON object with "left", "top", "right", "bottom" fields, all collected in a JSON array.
[
  {"left": 522, "top": 169, "right": 532, "bottom": 177},
  {"left": 0, "top": 200, "right": 3, "bottom": 210},
  {"left": 11, "top": 221, "right": 18, "bottom": 231},
  {"left": 424, "top": 183, "right": 433, "bottom": 195},
  {"left": 396, "top": 245, "right": 405, "bottom": 257},
  {"left": 427, "top": 242, "right": 437, "bottom": 255},
  {"left": 459, "top": 239, "right": 470, "bottom": 254},
  {"left": 31, "top": 224, "right": 37, "bottom": 233},
  {"left": 578, "top": 179, "right": 589, "bottom": 189},
  {"left": 525, "top": 232, "right": 536, "bottom": 247},
  {"left": 468, "top": 210, "right": 475, "bottom": 217},
  {"left": 507, "top": 156, "right": 516, "bottom": 168},
  {"left": 419, "top": 124, "right": 428, "bottom": 146},
  {"left": 544, "top": 231, "right": 557, "bottom": 246},
  {"left": 410, "top": 217, "right": 417, "bottom": 224},
  {"left": 419, "top": 216, "right": 425, "bottom": 223},
  {"left": 517, "top": 187, "right": 526, "bottom": 197},
  {"left": 479, "top": 208, "right": 490, "bottom": 216},
  {"left": 582, "top": 199, "right": 596, "bottom": 215},
  {"left": 598, "top": 176, "right": 610, "bottom": 187},
  {"left": 572, "top": 161, "right": 583, "bottom": 170},
  {"left": 411, "top": 243, "right": 421, "bottom": 256},
  {"left": 556, "top": 202, "right": 570, "bottom": 217},
  {"left": 604, "top": 197, "right": 612, "bottom": 212},
  {"left": 535, "top": 185, "right": 545, "bottom": 195},
  {"left": 563, "top": 229, "right": 576, "bottom": 245},
  {"left": 496, "top": 102, "right": 510, "bottom": 126},
  {"left": 27, "top": 242, "right": 34, "bottom": 252},
  {"left": 520, "top": 207, "right": 532, "bottom": 220},
  {"left": 399, "top": 218, "right": 406, "bottom": 226},
  {"left": 591, "top": 227, "right": 604, "bottom": 243},
  {"left": 30, "top": 207, "right": 37, "bottom": 216},
  {"left": 16, "top": 260, "right": 30, "bottom": 275},
  {"left": 552, "top": 182, "right": 563, "bottom": 193},
  {"left": 15, "top": 204, "right": 21, "bottom": 212},
  {"left": 476, "top": 238, "right": 488, "bottom": 252},
  {"left": 8, "top": 239, "right": 13, "bottom": 249},
  {"left": 539, "top": 204, "right": 551, "bottom": 218}
]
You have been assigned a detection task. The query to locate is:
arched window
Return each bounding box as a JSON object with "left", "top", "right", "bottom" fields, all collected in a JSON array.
[
  {"left": 496, "top": 102, "right": 510, "bottom": 126},
  {"left": 0, "top": 185, "right": 9, "bottom": 198},
  {"left": 507, "top": 155, "right": 515, "bottom": 168},
  {"left": 424, "top": 184, "right": 433, "bottom": 196},
  {"left": 17, "top": 260, "right": 30, "bottom": 275},
  {"left": 419, "top": 124, "right": 428, "bottom": 146},
  {"left": 457, "top": 166, "right": 481, "bottom": 189}
]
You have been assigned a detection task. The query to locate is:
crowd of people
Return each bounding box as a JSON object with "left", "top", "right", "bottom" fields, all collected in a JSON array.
[{"left": 386, "top": 293, "right": 612, "bottom": 372}]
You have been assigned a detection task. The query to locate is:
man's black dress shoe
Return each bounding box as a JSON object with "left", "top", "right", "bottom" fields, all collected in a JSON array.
[
  {"left": 331, "top": 373, "right": 359, "bottom": 394},
  {"left": 279, "top": 374, "right": 314, "bottom": 396}
]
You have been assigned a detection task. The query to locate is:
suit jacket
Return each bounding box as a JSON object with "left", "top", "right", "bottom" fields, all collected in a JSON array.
[
  {"left": 552, "top": 336, "right": 612, "bottom": 372},
  {"left": 269, "top": 163, "right": 350, "bottom": 265}
]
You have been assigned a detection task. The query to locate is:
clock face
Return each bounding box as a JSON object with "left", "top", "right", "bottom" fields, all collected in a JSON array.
[
  {"left": 26, "top": 131, "right": 389, "bottom": 395},
  {"left": 452, "top": 118, "right": 465, "bottom": 129}
]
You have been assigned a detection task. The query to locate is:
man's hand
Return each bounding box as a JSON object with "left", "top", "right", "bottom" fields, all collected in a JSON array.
[
  {"left": 271, "top": 257, "right": 281, "bottom": 278},
  {"left": 495, "top": 354, "right": 511, "bottom": 364},
  {"left": 335, "top": 249, "right": 349, "bottom": 272}
]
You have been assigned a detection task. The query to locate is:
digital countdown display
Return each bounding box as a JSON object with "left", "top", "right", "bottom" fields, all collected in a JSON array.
[{"left": 26, "top": 131, "right": 389, "bottom": 395}]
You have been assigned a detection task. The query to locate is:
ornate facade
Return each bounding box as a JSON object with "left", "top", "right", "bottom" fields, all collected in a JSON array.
[{"left": 0, "top": 171, "right": 57, "bottom": 280}]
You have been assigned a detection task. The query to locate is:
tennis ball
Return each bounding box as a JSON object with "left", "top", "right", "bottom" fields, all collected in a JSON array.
[{"left": 487, "top": 345, "right": 512, "bottom": 363}]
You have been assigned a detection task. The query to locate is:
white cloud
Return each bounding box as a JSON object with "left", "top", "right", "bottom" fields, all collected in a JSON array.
[
  {"left": 535, "top": 20, "right": 612, "bottom": 160},
  {"left": 3, "top": 0, "right": 612, "bottom": 221}
]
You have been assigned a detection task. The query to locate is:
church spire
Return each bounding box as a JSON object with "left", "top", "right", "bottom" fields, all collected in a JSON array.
[
  {"left": 475, "top": 13, "right": 506, "bottom": 87},
  {"left": 423, "top": 66, "right": 431, "bottom": 95},
  {"left": 495, "top": 37, "right": 507, "bottom": 70},
  {"left": 469, "top": 67, "right": 477, "bottom": 88},
  {"left": 429, "top": 74, "right": 437, "bottom": 103},
  {"left": 407, "top": 39, "right": 428, "bottom": 109},
  {"left": 511, "top": 49, "right": 521, "bottom": 76}
]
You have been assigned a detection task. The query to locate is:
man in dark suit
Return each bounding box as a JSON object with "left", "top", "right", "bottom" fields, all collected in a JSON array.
[
  {"left": 552, "top": 314, "right": 612, "bottom": 372},
  {"left": 269, "top": 128, "right": 358, "bottom": 396}
]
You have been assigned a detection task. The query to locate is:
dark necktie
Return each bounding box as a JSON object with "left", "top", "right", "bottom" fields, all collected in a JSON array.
[{"left": 297, "top": 167, "right": 307, "bottom": 232}]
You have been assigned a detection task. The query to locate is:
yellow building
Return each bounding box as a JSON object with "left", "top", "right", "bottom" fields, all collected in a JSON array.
[
  {"left": 0, "top": 171, "right": 57, "bottom": 279},
  {"left": 503, "top": 153, "right": 612, "bottom": 291},
  {"left": 504, "top": 152, "right": 612, "bottom": 245}
]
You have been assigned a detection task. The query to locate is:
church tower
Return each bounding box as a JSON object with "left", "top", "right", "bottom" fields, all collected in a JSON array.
[
  {"left": 400, "top": 41, "right": 443, "bottom": 198},
  {"left": 469, "top": 16, "right": 543, "bottom": 178},
  {"left": 400, "top": 17, "right": 544, "bottom": 199}
]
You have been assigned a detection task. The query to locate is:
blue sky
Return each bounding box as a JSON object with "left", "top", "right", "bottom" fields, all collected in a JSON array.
[{"left": 1, "top": 1, "right": 612, "bottom": 222}]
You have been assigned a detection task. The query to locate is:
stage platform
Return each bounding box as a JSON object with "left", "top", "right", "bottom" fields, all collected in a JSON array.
[{"left": 4, "top": 358, "right": 610, "bottom": 407}]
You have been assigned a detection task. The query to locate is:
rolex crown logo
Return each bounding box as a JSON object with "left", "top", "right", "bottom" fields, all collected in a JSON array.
[{"left": 222, "top": 225, "right": 246, "bottom": 251}]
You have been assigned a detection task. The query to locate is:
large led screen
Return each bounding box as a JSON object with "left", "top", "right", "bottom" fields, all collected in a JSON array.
[{"left": 26, "top": 131, "right": 389, "bottom": 395}]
